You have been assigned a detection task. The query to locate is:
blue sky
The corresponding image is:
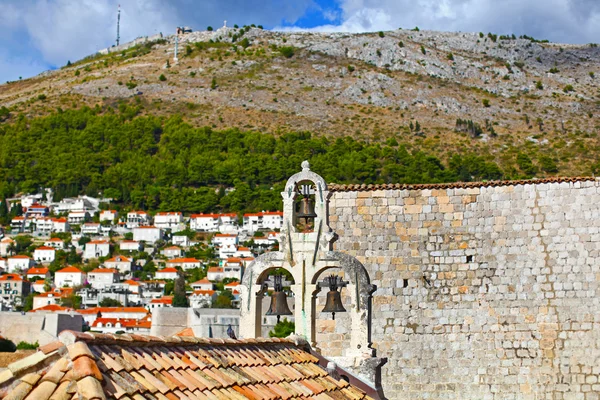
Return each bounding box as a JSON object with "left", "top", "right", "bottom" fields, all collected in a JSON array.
[{"left": 1, "top": 0, "right": 599, "bottom": 82}]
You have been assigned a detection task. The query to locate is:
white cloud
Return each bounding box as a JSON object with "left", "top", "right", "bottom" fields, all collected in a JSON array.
[{"left": 278, "top": 0, "right": 600, "bottom": 44}]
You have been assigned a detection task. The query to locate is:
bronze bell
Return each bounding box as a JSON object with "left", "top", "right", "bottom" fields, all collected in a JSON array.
[
  {"left": 265, "top": 274, "right": 292, "bottom": 323},
  {"left": 321, "top": 275, "right": 347, "bottom": 320},
  {"left": 296, "top": 195, "right": 317, "bottom": 222}
]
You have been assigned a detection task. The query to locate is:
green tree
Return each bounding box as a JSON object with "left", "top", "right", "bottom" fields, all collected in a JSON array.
[
  {"left": 269, "top": 318, "right": 295, "bottom": 338},
  {"left": 212, "top": 291, "right": 234, "bottom": 308},
  {"left": 22, "top": 292, "right": 36, "bottom": 312},
  {"left": 279, "top": 46, "right": 295, "bottom": 58},
  {"left": 159, "top": 74, "right": 167, "bottom": 82},
  {"left": 99, "top": 298, "right": 123, "bottom": 307},
  {"left": 172, "top": 273, "right": 189, "bottom": 307}
]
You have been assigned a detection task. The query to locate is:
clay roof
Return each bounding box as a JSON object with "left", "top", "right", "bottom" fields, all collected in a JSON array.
[
  {"left": 190, "top": 213, "right": 220, "bottom": 218},
  {"left": 52, "top": 218, "right": 68, "bottom": 223},
  {"left": 34, "top": 246, "right": 55, "bottom": 251},
  {"left": 0, "top": 274, "right": 23, "bottom": 282},
  {"left": 150, "top": 296, "right": 173, "bottom": 304},
  {"left": 225, "top": 281, "right": 241, "bottom": 288},
  {"left": 157, "top": 267, "right": 179, "bottom": 273},
  {"left": 192, "top": 289, "right": 216, "bottom": 296},
  {"left": 0, "top": 331, "right": 373, "bottom": 399},
  {"left": 88, "top": 240, "right": 109, "bottom": 245},
  {"left": 9, "top": 255, "right": 31, "bottom": 259},
  {"left": 27, "top": 267, "right": 49, "bottom": 275},
  {"left": 191, "top": 278, "right": 212, "bottom": 285},
  {"left": 46, "top": 237, "right": 64, "bottom": 242},
  {"left": 328, "top": 176, "right": 597, "bottom": 192},
  {"left": 105, "top": 255, "right": 132, "bottom": 263},
  {"left": 56, "top": 266, "right": 84, "bottom": 274},
  {"left": 207, "top": 267, "right": 223, "bottom": 273},
  {"left": 134, "top": 225, "right": 159, "bottom": 229},
  {"left": 166, "top": 257, "right": 200, "bottom": 264},
  {"left": 88, "top": 268, "right": 118, "bottom": 274},
  {"left": 29, "top": 304, "right": 73, "bottom": 313},
  {"left": 175, "top": 327, "right": 195, "bottom": 336},
  {"left": 156, "top": 212, "right": 181, "bottom": 216},
  {"left": 91, "top": 318, "right": 151, "bottom": 329},
  {"left": 214, "top": 233, "right": 237, "bottom": 237},
  {"left": 124, "top": 279, "right": 141, "bottom": 286},
  {"left": 77, "top": 307, "right": 149, "bottom": 315}
]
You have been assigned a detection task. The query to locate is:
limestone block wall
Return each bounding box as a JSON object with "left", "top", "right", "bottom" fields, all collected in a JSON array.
[
  {"left": 324, "top": 178, "right": 600, "bottom": 400},
  {"left": 0, "top": 312, "right": 83, "bottom": 346}
]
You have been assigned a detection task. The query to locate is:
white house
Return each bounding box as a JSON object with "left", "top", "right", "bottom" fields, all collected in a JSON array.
[
  {"left": 190, "top": 213, "right": 220, "bottom": 232},
  {"left": 68, "top": 210, "right": 89, "bottom": 225},
  {"left": 153, "top": 212, "right": 183, "bottom": 230},
  {"left": 32, "top": 288, "right": 73, "bottom": 310},
  {"left": 119, "top": 240, "right": 141, "bottom": 252},
  {"left": 87, "top": 268, "right": 120, "bottom": 289},
  {"left": 33, "top": 217, "right": 54, "bottom": 234},
  {"left": 161, "top": 246, "right": 182, "bottom": 259},
  {"left": 0, "top": 237, "right": 15, "bottom": 257},
  {"left": 33, "top": 246, "right": 56, "bottom": 263},
  {"left": 155, "top": 267, "right": 179, "bottom": 280},
  {"left": 104, "top": 255, "right": 133, "bottom": 274},
  {"left": 0, "top": 258, "right": 6, "bottom": 272},
  {"left": 55, "top": 266, "right": 86, "bottom": 287},
  {"left": 165, "top": 257, "right": 201, "bottom": 271},
  {"left": 7, "top": 255, "right": 34, "bottom": 272},
  {"left": 148, "top": 297, "right": 173, "bottom": 312},
  {"left": 52, "top": 218, "right": 70, "bottom": 233},
  {"left": 223, "top": 258, "right": 244, "bottom": 281},
  {"left": 224, "top": 281, "right": 241, "bottom": 291},
  {"left": 77, "top": 306, "right": 149, "bottom": 326},
  {"left": 90, "top": 316, "right": 151, "bottom": 335},
  {"left": 133, "top": 226, "right": 162, "bottom": 244},
  {"left": 171, "top": 235, "right": 190, "bottom": 247},
  {"left": 189, "top": 290, "right": 216, "bottom": 308},
  {"left": 190, "top": 278, "right": 213, "bottom": 291},
  {"left": 99, "top": 210, "right": 118, "bottom": 223},
  {"left": 10, "top": 217, "right": 27, "bottom": 232},
  {"left": 212, "top": 233, "right": 238, "bottom": 259},
  {"left": 81, "top": 223, "right": 101, "bottom": 235},
  {"left": 219, "top": 213, "right": 238, "bottom": 232},
  {"left": 234, "top": 247, "right": 253, "bottom": 258},
  {"left": 207, "top": 267, "right": 224, "bottom": 282},
  {"left": 243, "top": 211, "right": 283, "bottom": 232},
  {"left": 212, "top": 233, "right": 238, "bottom": 247},
  {"left": 84, "top": 240, "right": 110, "bottom": 259},
  {"left": 31, "top": 279, "right": 47, "bottom": 293},
  {"left": 126, "top": 211, "right": 150, "bottom": 229},
  {"left": 26, "top": 203, "right": 49, "bottom": 217},
  {"left": 26, "top": 267, "right": 50, "bottom": 281},
  {"left": 44, "top": 237, "right": 65, "bottom": 249}
]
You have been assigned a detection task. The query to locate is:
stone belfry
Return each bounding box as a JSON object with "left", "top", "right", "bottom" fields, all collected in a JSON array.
[{"left": 239, "top": 161, "right": 385, "bottom": 386}]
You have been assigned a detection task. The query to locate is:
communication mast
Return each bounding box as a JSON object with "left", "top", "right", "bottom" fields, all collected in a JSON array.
[{"left": 116, "top": 4, "right": 121, "bottom": 46}]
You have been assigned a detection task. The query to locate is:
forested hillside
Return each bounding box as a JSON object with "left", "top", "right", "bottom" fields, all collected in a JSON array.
[{"left": 0, "top": 105, "right": 507, "bottom": 213}]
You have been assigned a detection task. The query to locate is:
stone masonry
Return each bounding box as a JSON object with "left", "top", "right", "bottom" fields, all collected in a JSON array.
[{"left": 322, "top": 178, "right": 600, "bottom": 399}]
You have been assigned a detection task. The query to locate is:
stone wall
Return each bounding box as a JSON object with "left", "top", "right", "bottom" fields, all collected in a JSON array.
[
  {"left": 324, "top": 178, "right": 600, "bottom": 399},
  {"left": 0, "top": 312, "right": 83, "bottom": 346}
]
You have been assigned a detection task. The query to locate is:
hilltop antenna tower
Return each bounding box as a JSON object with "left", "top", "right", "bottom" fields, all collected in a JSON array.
[{"left": 116, "top": 4, "right": 121, "bottom": 46}]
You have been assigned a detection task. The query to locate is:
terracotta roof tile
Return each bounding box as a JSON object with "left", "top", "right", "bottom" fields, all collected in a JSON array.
[
  {"left": 328, "top": 176, "right": 596, "bottom": 192},
  {"left": 1, "top": 331, "right": 375, "bottom": 400}
]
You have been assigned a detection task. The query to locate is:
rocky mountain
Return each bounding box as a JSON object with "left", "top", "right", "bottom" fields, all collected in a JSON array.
[{"left": 1, "top": 26, "right": 599, "bottom": 176}]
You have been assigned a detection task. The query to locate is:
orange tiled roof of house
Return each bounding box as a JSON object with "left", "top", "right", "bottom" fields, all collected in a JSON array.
[
  {"left": 76, "top": 307, "right": 149, "bottom": 315},
  {"left": 56, "top": 266, "right": 84, "bottom": 274},
  {"left": 0, "top": 331, "right": 374, "bottom": 399},
  {"left": 0, "top": 274, "right": 23, "bottom": 282},
  {"left": 225, "top": 281, "right": 241, "bottom": 288},
  {"left": 26, "top": 267, "right": 49, "bottom": 275},
  {"left": 207, "top": 267, "right": 223, "bottom": 273},
  {"left": 91, "top": 317, "right": 151, "bottom": 329},
  {"left": 150, "top": 296, "right": 173, "bottom": 305},
  {"left": 9, "top": 255, "right": 31, "bottom": 259},
  {"left": 29, "top": 304, "right": 74, "bottom": 313},
  {"left": 328, "top": 177, "right": 596, "bottom": 192},
  {"left": 105, "top": 255, "right": 132, "bottom": 263},
  {"left": 192, "top": 289, "right": 216, "bottom": 296},
  {"left": 88, "top": 268, "right": 118, "bottom": 274},
  {"left": 157, "top": 267, "right": 179, "bottom": 273},
  {"left": 166, "top": 257, "right": 199, "bottom": 264},
  {"left": 87, "top": 240, "right": 109, "bottom": 244},
  {"left": 124, "top": 279, "right": 141, "bottom": 286},
  {"left": 34, "top": 246, "right": 55, "bottom": 251},
  {"left": 34, "top": 288, "right": 73, "bottom": 298},
  {"left": 175, "top": 327, "right": 195, "bottom": 336},
  {"left": 191, "top": 278, "right": 212, "bottom": 285},
  {"left": 214, "top": 233, "right": 237, "bottom": 237},
  {"left": 46, "top": 237, "right": 64, "bottom": 242}
]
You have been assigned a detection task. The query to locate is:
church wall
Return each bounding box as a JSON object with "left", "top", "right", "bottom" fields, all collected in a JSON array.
[{"left": 325, "top": 178, "right": 600, "bottom": 399}]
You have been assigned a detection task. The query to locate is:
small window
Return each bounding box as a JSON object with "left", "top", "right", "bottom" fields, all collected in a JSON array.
[{"left": 466, "top": 255, "right": 473, "bottom": 263}]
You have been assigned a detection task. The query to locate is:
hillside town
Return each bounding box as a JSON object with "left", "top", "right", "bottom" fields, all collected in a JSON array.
[{"left": 0, "top": 191, "right": 284, "bottom": 336}]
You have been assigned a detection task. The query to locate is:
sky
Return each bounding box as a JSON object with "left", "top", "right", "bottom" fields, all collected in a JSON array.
[{"left": 1, "top": 0, "right": 599, "bottom": 82}]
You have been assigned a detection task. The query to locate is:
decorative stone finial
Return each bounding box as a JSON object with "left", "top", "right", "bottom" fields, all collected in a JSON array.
[{"left": 301, "top": 160, "right": 310, "bottom": 171}]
